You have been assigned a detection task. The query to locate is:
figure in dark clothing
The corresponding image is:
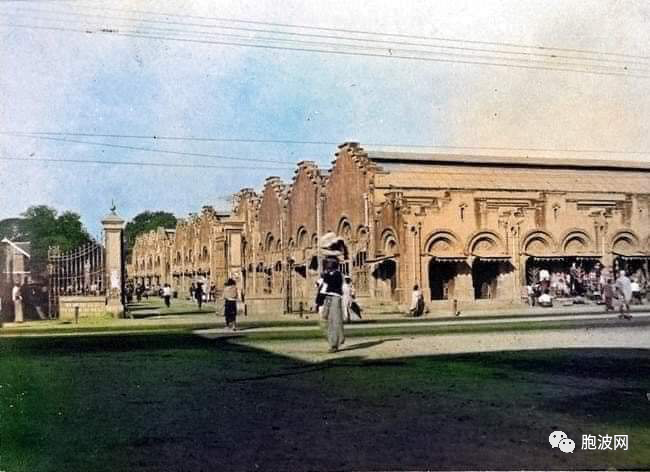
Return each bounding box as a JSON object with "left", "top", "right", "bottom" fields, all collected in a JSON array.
[{"left": 195, "top": 283, "right": 204, "bottom": 310}]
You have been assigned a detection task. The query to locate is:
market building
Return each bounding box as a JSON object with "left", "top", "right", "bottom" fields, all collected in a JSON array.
[
  {"left": 130, "top": 142, "right": 650, "bottom": 315},
  {"left": 129, "top": 206, "right": 244, "bottom": 297}
]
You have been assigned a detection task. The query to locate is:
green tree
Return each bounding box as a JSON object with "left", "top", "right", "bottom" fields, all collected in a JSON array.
[
  {"left": 0, "top": 218, "right": 27, "bottom": 240},
  {"left": 20, "top": 205, "right": 91, "bottom": 274},
  {"left": 124, "top": 211, "right": 177, "bottom": 257}
]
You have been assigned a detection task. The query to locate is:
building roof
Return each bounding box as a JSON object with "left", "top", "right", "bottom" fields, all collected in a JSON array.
[
  {"left": 366, "top": 151, "right": 650, "bottom": 172},
  {"left": 1, "top": 238, "right": 31, "bottom": 258},
  {"left": 367, "top": 151, "right": 650, "bottom": 193}
]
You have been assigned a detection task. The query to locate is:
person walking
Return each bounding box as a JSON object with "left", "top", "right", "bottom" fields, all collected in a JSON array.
[
  {"left": 342, "top": 276, "right": 354, "bottom": 322},
  {"left": 162, "top": 283, "right": 172, "bottom": 308},
  {"left": 409, "top": 284, "right": 425, "bottom": 317},
  {"left": 320, "top": 256, "right": 345, "bottom": 352},
  {"left": 223, "top": 278, "right": 238, "bottom": 331},
  {"left": 615, "top": 270, "right": 633, "bottom": 320},
  {"left": 195, "top": 282, "right": 205, "bottom": 310},
  {"left": 603, "top": 279, "right": 615, "bottom": 312},
  {"left": 12, "top": 280, "right": 23, "bottom": 323}
]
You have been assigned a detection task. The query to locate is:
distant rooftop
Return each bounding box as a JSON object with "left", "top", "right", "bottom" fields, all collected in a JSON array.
[{"left": 366, "top": 150, "right": 650, "bottom": 172}]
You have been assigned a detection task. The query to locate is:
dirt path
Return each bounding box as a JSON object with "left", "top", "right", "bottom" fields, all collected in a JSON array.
[{"left": 234, "top": 324, "right": 650, "bottom": 362}]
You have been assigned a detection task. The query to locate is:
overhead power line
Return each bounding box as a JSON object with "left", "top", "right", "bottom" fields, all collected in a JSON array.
[
  {"left": 16, "top": 1, "right": 650, "bottom": 62},
  {"left": 4, "top": 21, "right": 649, "bottom": 79},
  {"left": 6, "top": 7, "right": 650, "bottom": 69},
  {"left": 3, "top": 132, "right": 306, "bottom": 165},
  {"left": 2, "top": 131, "right": 649, "bottom": 156},
  {"left": 0, "top": 155, "right": 296, "bottom": 170},
  {"left": 6, "top": 11, "right": 649, "bottom": 75}
]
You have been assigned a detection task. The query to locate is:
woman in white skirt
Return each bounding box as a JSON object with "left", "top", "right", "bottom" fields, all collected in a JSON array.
[{"left": 320, "top": 257, "right": 345, "bottom": 352}]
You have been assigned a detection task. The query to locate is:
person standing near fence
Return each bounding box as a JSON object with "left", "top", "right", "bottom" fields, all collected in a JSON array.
[{"left": 12, "top": 280, "right": 23, "bottom": 323}]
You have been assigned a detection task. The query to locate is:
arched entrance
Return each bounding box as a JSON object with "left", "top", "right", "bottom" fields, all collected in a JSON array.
[
  {"left": 424, "top": 231, "right": 466, "bottom": 301},
  {"left": 428, "top": 259, "right": 468, "bottom": 300},
  {"left": 467, "top": 232, "right": 511, "bottom": 300},
  {"left": 372, "top": 258, "right": 397, "bottom": 299},
  {"left": 472, "top": 260, "right": 501, "bottom": 299}
]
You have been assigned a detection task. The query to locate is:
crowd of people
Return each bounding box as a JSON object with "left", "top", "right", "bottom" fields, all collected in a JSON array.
[{"left": 526, "top": 262, "right": 647, "bottom": 318}]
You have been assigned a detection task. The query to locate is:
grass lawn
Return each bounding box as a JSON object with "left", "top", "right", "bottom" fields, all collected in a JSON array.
[{"left": 1, "top": 330, "right": 648, "bottom": 471}]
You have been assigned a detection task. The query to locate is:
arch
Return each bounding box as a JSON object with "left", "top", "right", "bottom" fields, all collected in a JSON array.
[
  {"left": 296, "top": 226, "right": 309, "bottom": 249},
  {"left": 380, "top": 228, "right": 399, "bottom": 256},
  {"left": 287, "top": 238, "right": 295, "bottom": 250},
  {"left": 202, "top": 246, "right": 209, "bottom": 261},
  {"left": 521, "top": 229, "right": 557, "bottom": 255},
  {"left": 465, "top": 230, "right": 505, "bottom": 256},
  {"left": 264, "top": 233, "right": 274, "bottom": 252},
  {"left": 357, "top": 225, "right": 369, "bottom": 245},
  {"left": 155, "top": 256, "right": 161, "bottom": 268},
  {"left": 610, "top": 230, "right": 640, "bottom": 253},
  {"left": 275, "top": 239, "right": 282, "bottom": 252},
  {"left": 560, "top": 229, "right": 593, "bottom": 254},
  {"left": 424, "top": 230, "right": 463, "bottom": 255},
  {"left": 337, "top": 217, "right": 353, "bottom": 242}
]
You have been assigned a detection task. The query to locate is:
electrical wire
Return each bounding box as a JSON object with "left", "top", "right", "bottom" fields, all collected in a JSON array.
[
  {"left": 3, "top": 132, "right": 318, "bottom": 165},
  {"left": 2, "top": 131, "right": 649, "bottom": 156},
  {"left": 0, "top": 155, "right": 293, "bottom": 170},
  {"left": 15, "top": 1, "right": 650, "bottom": 62},
  {"left": 6, "top": 6, "right": 650, "bottom": 69},
  {"left": 4, "top": 21, "right": 649, "bottom": 79}
]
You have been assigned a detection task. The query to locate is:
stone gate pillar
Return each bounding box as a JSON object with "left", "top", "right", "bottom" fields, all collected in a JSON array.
[{"left": 102, "top": 208, "right": 125, "bottom": 317}]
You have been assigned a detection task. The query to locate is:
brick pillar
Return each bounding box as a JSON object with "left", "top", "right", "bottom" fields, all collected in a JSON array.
[{"left": 102, "top": 209, "right": 125, "bottom": 317}]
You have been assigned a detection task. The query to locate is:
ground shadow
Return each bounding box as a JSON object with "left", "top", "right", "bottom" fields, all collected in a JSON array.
[
  {"left": 1, "top": 333, "right": 648, "bottom": 471},
  {"left": 338, "top": 337, "right": 402, "bottom": 352}
]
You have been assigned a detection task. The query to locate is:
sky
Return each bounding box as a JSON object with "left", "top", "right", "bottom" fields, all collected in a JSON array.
[{"left": 0, "top": 0, "right": 649, "bottom": 237}]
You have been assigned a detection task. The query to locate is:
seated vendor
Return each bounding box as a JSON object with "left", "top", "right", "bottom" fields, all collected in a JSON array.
[{"left": 538, "top": 289, "right": 553, "bottom": 307}]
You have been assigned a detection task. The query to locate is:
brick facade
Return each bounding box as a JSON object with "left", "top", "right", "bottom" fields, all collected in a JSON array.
[{"left": 130, "top": 142, "right": 650, "bottom": 314}]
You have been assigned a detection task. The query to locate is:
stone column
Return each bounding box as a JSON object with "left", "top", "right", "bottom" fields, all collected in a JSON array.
[{"left": 102, "top": 209, "right": 125, "bottom": 317}]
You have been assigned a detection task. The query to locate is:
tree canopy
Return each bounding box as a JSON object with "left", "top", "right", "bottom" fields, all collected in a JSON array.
[
  {"left": 10, "top": 205, "right": 92, "bottom": 274},
  {"left": 124, "top": 211, "right": 177, "bottom": 256},
  {"left": 0, "top": 217, "right": 28, "bottom": 241}
]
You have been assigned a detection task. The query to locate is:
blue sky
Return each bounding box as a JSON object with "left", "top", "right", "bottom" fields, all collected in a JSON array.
[{"left": 1, "top": 0, "right": 649, "bottom": 237}]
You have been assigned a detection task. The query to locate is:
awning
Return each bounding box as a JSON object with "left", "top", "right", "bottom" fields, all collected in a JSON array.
[
  {"left": 525, "top": 253, "right": 602, "bottom": 261},
  {"left": 366, "top": 255, "right": 399, "bottom": 264},
  {"left": 428, "top": 254, "right": 468, "bottom": 263},
  {"left": 525, "top": 254, "right": 566, "bottom": 261},
  {"left": 475, "top": 255, "right": 511, "bottom": 262},
  {"left": 574, "top": 255, "right": 602, "bottom": 261},
  {"left": 613, "top": 252, "right": 649, "bottom": 260}
]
